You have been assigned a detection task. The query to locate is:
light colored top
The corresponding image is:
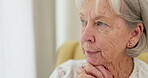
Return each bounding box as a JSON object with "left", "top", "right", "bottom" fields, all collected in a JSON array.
[{"left": 50, "top": 58, "right": 148, "bottom": 78}]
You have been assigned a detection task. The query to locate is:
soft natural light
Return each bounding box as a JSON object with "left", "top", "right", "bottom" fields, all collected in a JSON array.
[{"left": 0, "top": 0, "right": 36, "bottom": 78}]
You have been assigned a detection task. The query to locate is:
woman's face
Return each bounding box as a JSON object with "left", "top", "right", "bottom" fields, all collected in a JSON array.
[{"left": 80, "top": 0, "right": 131, "bottom": 66}]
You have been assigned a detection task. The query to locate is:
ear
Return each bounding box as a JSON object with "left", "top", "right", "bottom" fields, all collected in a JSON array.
[{"left": 127, "top": 23, "right": 144, "bottom": 48}]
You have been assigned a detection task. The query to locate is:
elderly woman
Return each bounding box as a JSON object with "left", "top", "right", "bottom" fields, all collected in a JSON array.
[{"left": 50, "top": 0, "right": 148, "bottom": 78}]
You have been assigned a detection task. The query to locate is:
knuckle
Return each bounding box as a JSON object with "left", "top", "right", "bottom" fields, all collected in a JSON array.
[
  {"left": 77, "top": 73, "right": 85, "bottom": 78},
  {"left": 104, "top": 74, "right": 113, "bottom": 78},
  {"left": 83, "top": 64, "right": 93, "bottom": 71},
  {"left": 83, "top": 63, "right": 91, "bottom": 67}
]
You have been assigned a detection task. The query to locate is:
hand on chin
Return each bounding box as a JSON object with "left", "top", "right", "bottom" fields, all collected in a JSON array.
[{"left": 76, "top": 63, "right": 113, "bottom": 78}]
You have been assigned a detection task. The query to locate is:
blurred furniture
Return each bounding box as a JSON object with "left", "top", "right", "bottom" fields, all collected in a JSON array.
[{"left": 56, "top": 41, "right": 148, "bottom": 66}]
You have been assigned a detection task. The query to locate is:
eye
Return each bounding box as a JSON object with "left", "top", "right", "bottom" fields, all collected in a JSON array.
[
  {"left": 81, "top": 20, "right": 87, "bottom": 26},
  {"left": 96, "top": 21, "right": 108, "bottom": 27}
]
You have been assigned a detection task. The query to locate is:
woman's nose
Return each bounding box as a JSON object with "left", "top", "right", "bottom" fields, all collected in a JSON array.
[{"left": 81, "top": 26, "right": 95, "bottom": 43}]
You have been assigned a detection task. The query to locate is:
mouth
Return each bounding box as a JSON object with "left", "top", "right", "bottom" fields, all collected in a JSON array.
[
  {"left": 84, "top": 50, "right": 101, "bottom": 55},
  {"left": 81, "top": 43, "right": 101, "bottom": 55}
]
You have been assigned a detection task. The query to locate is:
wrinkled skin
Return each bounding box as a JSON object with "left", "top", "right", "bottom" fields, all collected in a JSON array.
[
  {"left": 80, "top": 0, "right": 130, "bottom": 66},
  {"left": 75, "top": 0, "right": 144, "bottom": 78}
]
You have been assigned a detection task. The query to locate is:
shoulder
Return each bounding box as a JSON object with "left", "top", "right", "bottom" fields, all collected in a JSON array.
[
  {"left": 49, "top": 59, "right": 86, "bottom": 78},
  {"left": 135, "top": 59, "right": 148, "bottom": 77},
  {"left": 130, "top": 58, "right": 148, "bottom": 78}
]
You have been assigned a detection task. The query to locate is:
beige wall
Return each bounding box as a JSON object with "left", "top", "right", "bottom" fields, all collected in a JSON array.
[
  {"left": 56, "top": 0, "right": 81, "bottom": 49},
  {"left": 33, "top": 0, "right": 80, "bottom": 78},
  {"left": 34, "top": 0, "right": 56, "bottom": 78}
]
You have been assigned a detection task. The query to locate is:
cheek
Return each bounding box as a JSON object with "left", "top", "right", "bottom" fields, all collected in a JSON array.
[
  {"left": 80, "top": 29, "right": 84, "bottom": 46},
  {"left": 96, "top": 32, "right": 128, "bottom": 62},
  {"left": 96, "top": 35, "right": 118, "bottom": 61},
  {"left": 80, "top": 31, "right": 85, "bottom": 45}
]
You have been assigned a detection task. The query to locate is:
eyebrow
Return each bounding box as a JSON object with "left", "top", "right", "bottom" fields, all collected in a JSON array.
[
  {"left": 80, "top": 12, "right": 106, "bottom": 20},
  {"left": 94, "top": 16, "right": 106, "bottom": 20}
]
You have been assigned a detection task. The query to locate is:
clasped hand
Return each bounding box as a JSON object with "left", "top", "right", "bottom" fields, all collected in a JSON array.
[{"left": 76, "top": 63, "right": 113, "bottom": 78}]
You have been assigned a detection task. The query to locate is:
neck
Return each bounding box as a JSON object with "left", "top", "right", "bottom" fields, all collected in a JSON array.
[{"left": 104, "top": 53, "right": 134, "bottom": 78}]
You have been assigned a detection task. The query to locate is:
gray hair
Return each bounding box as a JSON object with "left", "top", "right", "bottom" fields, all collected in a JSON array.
[{"left": 76, "top": 0, "right": 148, "bottom": 57}]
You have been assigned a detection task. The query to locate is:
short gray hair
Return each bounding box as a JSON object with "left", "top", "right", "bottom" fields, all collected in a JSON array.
[{"left": 76, "top": 0, "right": 148, "bottom": 57}]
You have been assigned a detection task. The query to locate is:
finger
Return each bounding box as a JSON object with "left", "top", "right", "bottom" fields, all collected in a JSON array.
[
  {"left": 82, "top": 63, "right": 104, "bottom": 78},
  {"left": 76, "top": 67, "right": 86, "bottom": 75},
  {"left": 96, "top": 66, "right": 113, "bottom": 78},
  {"left": 77, "top": 73, "right": 95, "bottom": 78}
]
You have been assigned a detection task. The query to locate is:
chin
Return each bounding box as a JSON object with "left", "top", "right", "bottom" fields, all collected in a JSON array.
[{"left": 86, "top": 57, "right": 104, "bottom": 66}]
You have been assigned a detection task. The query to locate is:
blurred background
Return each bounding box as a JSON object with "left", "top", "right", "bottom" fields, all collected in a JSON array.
[{"left": 0, "top": 0, "right": 80, "bottom": 78}]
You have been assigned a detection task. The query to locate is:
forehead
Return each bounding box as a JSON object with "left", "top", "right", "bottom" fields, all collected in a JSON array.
[{"left": 80, "top": 0, "right": 115, "bottom": 18}]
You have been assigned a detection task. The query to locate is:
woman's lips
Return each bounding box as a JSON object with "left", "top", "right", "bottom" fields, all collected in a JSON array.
[{"left": 85, "top": 50, "right": 100, "bottom": 55}]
